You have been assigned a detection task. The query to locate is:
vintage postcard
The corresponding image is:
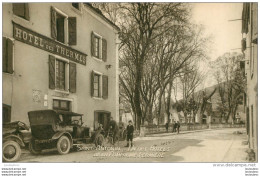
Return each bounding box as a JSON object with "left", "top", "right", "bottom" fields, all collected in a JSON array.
[{"left": 1, "top": 2, "right": 258, "bottom": 175}]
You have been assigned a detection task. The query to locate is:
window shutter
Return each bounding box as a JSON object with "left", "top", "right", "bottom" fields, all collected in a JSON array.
[
  {"left": 102, "top": 38, "right": 107, "bottom": 62},
  {"left": 24, "top": 3, "right": 30, "bottom": 20},
  {"left": 3, "top": 37, "right": 13, "bottom": 73},
  {"left": 56, "top": 17, "right": 65, "bottom": 43},
  {"left": 2, "top": 37, "right": 7, "bottom": 72},
  {"left": 68, "top": 17, "right": 77, "bottom": 45},
  {"left": 7, "top": 38, "right": 13, "bottom": 74},
  {"left": 102, "top": 75, "right": 108, "bottom": 99},
  {"left": 91, "top": 32, "right": 95, "bottom": 56},
  {"left": 49, "top": 55, "right": 55, "bottom": 89},
  {"left": 51, "top": 7, "right": 57, "bottom": 40},
  {"left": 242, "top": 3, "right": 250, "bottom": 34},
  {"left": 69, "top": 62, "right": 77, "bottom": 93},
  {"left": 3, "top": 104, "right": 11, "bottom": 123},
  {"left": 241, "top": 39, "right": 246, "bottom": 52},
  {"left": 91, "top": 71, "right": 94, "bottom": 96},
  {"left": 13, "top": 3, "right": 25, "bottom": 18}
]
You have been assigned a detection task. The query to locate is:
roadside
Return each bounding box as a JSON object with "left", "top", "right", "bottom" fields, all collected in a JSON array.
[
  {"left": 17, "top": 128, "right": 250, "bottom": 162},
  {"left": 143, "top": 128, "right": 215, "bottom": 137}
]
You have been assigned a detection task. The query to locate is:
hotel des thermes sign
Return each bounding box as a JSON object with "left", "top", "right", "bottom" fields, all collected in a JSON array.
[{"left": 13, "top": 22, "right": 87, "bottom": 65}]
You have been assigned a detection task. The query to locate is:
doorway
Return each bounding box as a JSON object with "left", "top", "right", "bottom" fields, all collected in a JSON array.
[{"left": 94, "top": 111, "right": 111, "bottom": 131}]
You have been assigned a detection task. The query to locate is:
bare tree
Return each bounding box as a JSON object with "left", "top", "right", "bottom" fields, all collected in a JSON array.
[
  {"left": 210, "top": 52, "right": 245, "bottom": 123},
  {"left": 94, "top": 3, "right": 210, "bottom": 129},
  {"left": 177, "top": 66, "right": 205, "bottom": 123}
]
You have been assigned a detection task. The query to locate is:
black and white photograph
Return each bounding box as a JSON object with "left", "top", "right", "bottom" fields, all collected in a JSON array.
[{"left": 1, "top": 1, "right": 258, "bottom": 175}]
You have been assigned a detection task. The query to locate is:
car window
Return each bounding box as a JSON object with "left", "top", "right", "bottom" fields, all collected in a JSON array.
[{"left": 71, "top": 116, "right": 81, "bottom": 125}]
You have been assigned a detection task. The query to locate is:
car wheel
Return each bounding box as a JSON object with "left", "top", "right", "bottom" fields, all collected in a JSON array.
[
  {"left": 3, "top": 141, "right": 21, "bottom": 162},
  {"left": 57, "top": 136, "right": 71, "bottom": 155},
  {"left": 95, "top": 134, "right": 104, "bottom": 147},
  {"left": 29, "top": 140, "right": 41, "bottom": 155}
]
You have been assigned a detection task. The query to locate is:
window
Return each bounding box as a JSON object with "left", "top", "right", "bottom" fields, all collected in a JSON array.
[
  {"left": 72, "top": 3, "right": 79, "bottom": 10},
  {"left": 91, "top": 32, "right": 107, "bottom": 62},
  {"left": 56, "top": 59, "right": 66, "bottom": 90},
  {"left": 94, "top": 36, "right": 100, "bottom": 58},
  {"left": 93, "top": 74, "right": 100, "bottom": 97},
  {"left": 3, "top": 104, "right": 11, "bottom": 123},
  {"left": 13, "top": 3, "right": 29, "bottom": 20},
  {"left": 56, "top": 13, "right": 65, "bottom": 43},
  {"left": 2, "top": 37, "right": 14, "bottom": 74},
  {"left": 53, "top": 99, "right": 71, "bottom": 111},
  {"left": 51, "top": 7, "right": 77, "bottom": 45},
  {"left": 91, "top": 71, "right": 108, "bottom": 99},
  {"left": 49, "top": 55, "right": 77, "bottom": 93}
]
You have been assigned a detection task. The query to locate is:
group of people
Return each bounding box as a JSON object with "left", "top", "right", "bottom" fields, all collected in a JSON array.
[
  {"left": 97, "top": 117, "right": 181, "bottom": 148},
  {"left": 96, "top": 117, "right": 135, "bottom": 147},
  {"left": 165, "top": 121, "right": 180, "bottom": 134}
]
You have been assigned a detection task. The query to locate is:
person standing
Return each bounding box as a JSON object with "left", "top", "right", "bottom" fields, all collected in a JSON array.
[
  {"left": 125, "top": 120, "right": 134, "bottom": 147},
  {"left": 172, "top": 121, "right": 176, "bottom": 133},
  {"left": 176, "top": 121, "right": 180, "bottom": 134},
  {"left": 165, "top": 121, "right": 169, "bottom": 133}
]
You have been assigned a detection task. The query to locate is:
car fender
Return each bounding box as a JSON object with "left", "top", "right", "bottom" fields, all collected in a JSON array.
[
  {"left": 3, "top": 135, "right": 25, "bottom": 147},
  {"left": 52, "top": 132, "right": 73, "bottom": 147}
]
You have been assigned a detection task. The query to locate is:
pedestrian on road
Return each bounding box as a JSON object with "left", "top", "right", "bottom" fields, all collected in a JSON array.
[
  {"left": 172, "top": 121, "right": 176, "bottom": 133},
  {"left": 125, "top": 120, "right": 134, "bottom": 147},
  {"left": 176, "top": 121, "right": 180, "bottom": 134},
  {"left": 165, "top": 121, "right": 169, "bottom": 133}
]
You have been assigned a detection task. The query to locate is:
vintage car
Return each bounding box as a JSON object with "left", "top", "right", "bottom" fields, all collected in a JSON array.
[
  {"left": 3, "top": 121, "right": 31, "bottom": 162},
  {"left": 28, "top": 110, "right": 104, "bottom": 155}
]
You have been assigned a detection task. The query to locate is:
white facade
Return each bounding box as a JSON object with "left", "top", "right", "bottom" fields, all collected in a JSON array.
[{"left": 2, "top": 3, "right": 120, "bottom": 130}]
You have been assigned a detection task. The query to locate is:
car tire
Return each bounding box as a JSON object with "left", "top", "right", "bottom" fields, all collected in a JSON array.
[
  {"left": 3, "top": 141, "right": 21, "bottom": 162},
  {"left": 29, "top": 140, "right": 41, "bottom": 155},
  {"left": 57, "top": 136, "right": 71, "bottom": 155},
  {"left": 95, "top": 134, "right": 104, "bottom": 147}
]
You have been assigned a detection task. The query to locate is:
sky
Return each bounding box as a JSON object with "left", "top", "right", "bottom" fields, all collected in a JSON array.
[
  {"left": 175, "top": 3, "right": 244, "bottom": 100},
  {"left": 191, "top": 3, "right": 243, "bottom": 88},
  {"left": 192, "top": 3, "right": 243, "bottom": 59}
]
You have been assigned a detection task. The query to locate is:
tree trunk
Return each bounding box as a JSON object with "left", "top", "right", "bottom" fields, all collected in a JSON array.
[
  {"left": 226, "top": 110, "right": 231, "bottom": 124},
  {"left": 233, "top": 104, "right": 238, "bottom": 123},
  {"left": 134, "top": 64, "right": 143, "bottom": 130},
  {"left": 157, "top": 90, "right": 164, "bottom": 125},
  {"left": 166, "top": 81, "right": 173, "bottom": 123},
  {"left": 198, "top": 88, "right": 216, "bottom": 124},
  {"left": 147, "top": 104, "right": 152, "bottom": 124},
  {"left": 197, "top": 109, "right": 202, "bottom": 124},
  {"left": 184, "top": 112, "right": 188, "bottom": 124},
  {"left": 192, "top": 111, "right": 196, "bottom": 124}
]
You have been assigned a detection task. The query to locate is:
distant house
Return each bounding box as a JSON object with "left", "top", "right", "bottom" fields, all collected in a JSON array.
[
  {"left": 197, "top": 82, "right": 245, "bottom": 124},
  {"left": 172, "top": 80, "right": 246, "bottom": 124}
]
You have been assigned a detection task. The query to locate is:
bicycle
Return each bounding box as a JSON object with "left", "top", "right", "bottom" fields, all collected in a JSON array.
[{"left": 106, "top": 130, "right": 119, "bottom": 146}]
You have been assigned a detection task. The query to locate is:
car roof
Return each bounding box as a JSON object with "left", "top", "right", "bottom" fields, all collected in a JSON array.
[{"left": 28, "top": 109, "right": 83, "bottom": 116}]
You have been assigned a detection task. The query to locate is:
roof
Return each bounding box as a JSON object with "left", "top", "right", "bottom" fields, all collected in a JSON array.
[
  {"left": 84, "top": 3, "right": 120, "bottom": 32},
  {"left": 28, "top": 110, "right": 83, "bottom": 116}
]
